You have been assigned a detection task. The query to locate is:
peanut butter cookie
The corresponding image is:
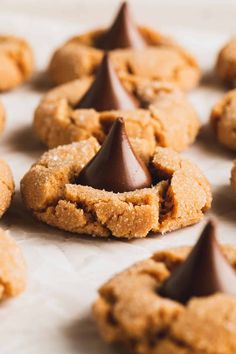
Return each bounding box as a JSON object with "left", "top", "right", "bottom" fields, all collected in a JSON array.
[
  {"left": 0, "top": 160, "right": 14, "bottom": 217},
  {"left": 35, "top": 65, "right": 200, "bottom": 155},
  {"left": 20, "top": 136, "right": 211, "bottom": 239},
  {"left": 0, "top": 229, "right": 27, "bottom": 300},
  {"left": 48, "top": 3, "right": 200, "bottom": 90},
  {"left": 0, "top": 100, "right": 5, "bottom": 134},
  {"left": 210, "top": 89, "right": 236, "bottom": 150},
  {"left": 93, "top": 221, "right": 236, "bottom": 353},
  {"left": 0, "top": 35, "right": 34, "bottom": 91},
  {"left": 216, "top": 38, "right": 236, "bottom": 87}
]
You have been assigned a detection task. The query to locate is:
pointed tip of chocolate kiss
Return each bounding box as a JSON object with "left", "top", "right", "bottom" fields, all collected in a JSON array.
[
  {"left": 159, "top": 219, "right": 236, "bottom": 304},
  {"left": 97, "top": 1, "right": 146, "bottom": 50},
  {"left": 75, "top": 117, "right": 152, "bottom": 193},
  {"left": 196, "top": 218, "right": 216, "bottom": 245},
  {"left": 75, "top": 53, "right": 139, "bottom": 111},
  {"left": 120, "top": 1, "right": 128, "bottom": 11}
]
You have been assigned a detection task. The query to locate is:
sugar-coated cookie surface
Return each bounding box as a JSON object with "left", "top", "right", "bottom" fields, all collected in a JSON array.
[
  {"left": 0, "top": 36, "right": 34, "bottom": 91},
  {"left": 48, "top": 26, "right": 200, "bottom": 91},
  {"left": 0, "top": 160, "right": 14, "bottom": 217},
  {"left": 210, "top": 89, "right": 236, "bottom": 150},
  {"left": 93, "top": 245, "right": 236, "bottom": 354},
  {"left": 0, "top": 229, "right": 27, "bottom": 300},
  {"left": 34, "top": 78, "right": 200, "bottom": 154},
  {"left": 20, "top": 139, "right": 211, "bottom": 239}
]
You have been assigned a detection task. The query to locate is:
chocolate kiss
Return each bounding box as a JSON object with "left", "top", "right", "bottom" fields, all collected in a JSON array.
[
  {"left": 159, "top": 220, "right": 236, "bottom": 303},
  {"left": 97, "top": 2, "right": 146, "bottom": 50},
  {"left": 76, "top": 117, "right": 152, "bottom": 192},
  {"left": 76, "top": 53, "right": 139, "bottom": 111}
]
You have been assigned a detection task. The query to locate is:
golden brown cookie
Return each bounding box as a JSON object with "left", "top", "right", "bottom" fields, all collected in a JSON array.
[
  {"left": 93, "top": 245, "right": 236, "bottom": 354},
  {"left": 0, "top": 35, "right": 34, "bottom": 91},
  {"left": 0, "top": 160, "right": 14, "bottom": 217},
  {"left": 20, "top": 139, "right": 211, "bottom": 239},
  {"left": 0, "top": 99, "right": 5, "bottom": 134},
  {"left": 48, "top": 26, "right": 200, "bottom": 91},
  {"left": 210, "top": 89, "right": 236, "bottom": 150},
  {"left": 216, "top": 38, "right": 236, "bottom": 87},
  {"left": 0, "top": 229, "right": 27, "bottom": 300},
  {"left": 34, "top": 78, "right": 200, "bottom": 154}
]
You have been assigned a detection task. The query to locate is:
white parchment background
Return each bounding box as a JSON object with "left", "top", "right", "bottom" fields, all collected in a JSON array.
[{"left": 0, "top": 1, "right": 236, "bottom": 353}]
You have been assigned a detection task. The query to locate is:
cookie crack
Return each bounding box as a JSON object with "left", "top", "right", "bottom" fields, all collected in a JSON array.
[
  {"left": 76, "top": 200, "right": 110, "bottom": 230},
  {"left": 149, "top": 107, "right": 167, "bottom": 147},
  {"left": 160, "top": 333, "right": 197, "bottom": 352},
  {"left": 76, "top": 199, "right": 133, "bottom": 237},
  {"left": 157, "top": 179, "right": 173, "bottom": 223}
]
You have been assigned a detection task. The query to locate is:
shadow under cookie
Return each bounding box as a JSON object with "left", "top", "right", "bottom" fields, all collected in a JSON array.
[
  {"left": 200, "top": 69, "right": 226, "bottom": 90},
  {"left": 63, "top": 313, "right": 124, "bottom": 354},
  {"left": 210, "top": 184, "right": 236, "bottom": 230},
  {"left": 29, "top": 70, "right": 54, "bottom": 93},
  {"left": 6, "top": 124, "right": 44, "bottom": 159},
  {"left": 195, "top": 123, "right": 235, "bottom": 161}
]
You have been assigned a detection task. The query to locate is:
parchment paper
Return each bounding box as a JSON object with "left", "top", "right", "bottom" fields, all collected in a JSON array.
[{"left": 0, "top": 10, "right": 235, "bottom": 354}]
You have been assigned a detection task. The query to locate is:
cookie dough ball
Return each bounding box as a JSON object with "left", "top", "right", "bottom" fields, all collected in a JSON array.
[
  {"left": 0, "top": 229, "right": 27, "bottom": 299},
  {"left": 34, "top": 78, "right": 200, "bottom": 155},
  {"left": 93, "top": 246, "right": 236, "bottom": 353},
  {"left": 210, "top": 89, "right": 236, "bottom": 150},
  {"left": 20, "top": 140, "right": 211, "bottom": 239},
  {"left": 48, "top": 27, "right": 200, "bottom": 91},
  {"left": 216, "top": 38, "right": 236, "bottom": 87},
  {"left": 0, "top": 35, "right": 34, "bottom": 91}
]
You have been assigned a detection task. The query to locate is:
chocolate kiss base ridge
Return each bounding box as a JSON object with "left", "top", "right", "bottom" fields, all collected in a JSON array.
[
  {"left": 159, "top": 220, "right": 236, "bottom": 303},
  {"left": 97, "top": 2, "right": 146, "bottom": 50},
  {"left": 75, "top": 117, "right": 152, "bottom": 193}
]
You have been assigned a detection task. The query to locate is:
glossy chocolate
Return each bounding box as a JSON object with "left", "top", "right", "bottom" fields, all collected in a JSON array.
[
  {"left": 159, "top": 220, "right": 236, "bottom": 303},
  {"left": 76, "top": 117, "right": 152, "bottom": 192},
  {"left": 76, "top": 53, "right": 139, "bottom": 111},
  {"left": 97, "top": 2, "right": 146, "bottom": 50}
]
